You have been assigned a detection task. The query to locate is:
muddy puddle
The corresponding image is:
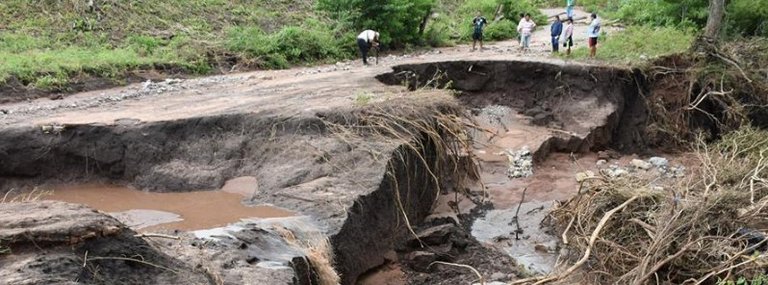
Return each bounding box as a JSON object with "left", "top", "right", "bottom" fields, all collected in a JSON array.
[{"left": 44, "top": 179, "right": 293, "bottom": 231}]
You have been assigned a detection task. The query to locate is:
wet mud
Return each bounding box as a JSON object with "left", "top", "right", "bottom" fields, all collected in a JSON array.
[{"left": 45, "top": 183, "right": 293, "bottom": 231}]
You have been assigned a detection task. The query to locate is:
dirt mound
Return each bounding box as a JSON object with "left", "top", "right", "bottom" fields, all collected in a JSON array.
[{"left": 0, "top": 201, "right": 209, "bottom": 285}]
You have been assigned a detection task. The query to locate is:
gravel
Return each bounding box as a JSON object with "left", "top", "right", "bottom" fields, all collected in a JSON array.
[{"left": 505, "top": 146, "right": 533, "bottom": 178}]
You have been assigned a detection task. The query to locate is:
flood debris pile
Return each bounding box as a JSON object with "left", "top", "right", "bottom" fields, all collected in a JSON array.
[{"left": 531, "top": 127, "right": 768, "bottom": 284}]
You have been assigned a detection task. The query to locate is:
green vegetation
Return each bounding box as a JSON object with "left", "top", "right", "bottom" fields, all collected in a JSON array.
[
  {"left": 718, "top": 274, "right": 768, "bottom": 285},
  {"left": 565, "top": 26, "right": 694, "bottom": 63},
  {"left": 354, "top": 92, "right": 373, "bottom": 105},
  {"left": 0, "top": 0, "right": 348, "bottom": 92},
  {"left": 542, "top": 0, "right": 767, "bottom": 38}
]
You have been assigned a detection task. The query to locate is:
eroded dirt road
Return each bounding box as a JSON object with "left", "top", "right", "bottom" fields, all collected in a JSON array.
[{"left": 0, "top": 8, "right": 611, "bottom": 129}]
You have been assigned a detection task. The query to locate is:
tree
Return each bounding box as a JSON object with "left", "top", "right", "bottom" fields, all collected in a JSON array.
[
  {"left": 317, "top": 0, "right": 436, "bottom": 46},
  {"left": 704, "top": 0, "right": 726, "bottom": 39}
]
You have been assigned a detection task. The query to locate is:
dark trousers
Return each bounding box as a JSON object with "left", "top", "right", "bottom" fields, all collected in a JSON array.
[
  {"left": 551, "top": 36, "right": 560, "bottom": 52},
  {"left": 357, "top": 38, "right": 370, "bottom": 64}
]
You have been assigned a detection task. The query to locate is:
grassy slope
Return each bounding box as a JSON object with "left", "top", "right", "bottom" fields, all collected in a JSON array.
[{"left": 0, "top": 0, "right": 327, "bottom": 91}]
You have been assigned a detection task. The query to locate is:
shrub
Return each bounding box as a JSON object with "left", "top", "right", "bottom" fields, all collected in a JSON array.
[
  {"left": 455, "top": 0, "right": 544, "bottom": 41},
  {"left": 318, "top": 0, "right": 436, "bottom": 46},
  {"left": 424, "top": 17, "right": 457, "bottom": 47},
  {"left": 726, "top": 0, "right": 768, "bottom": 37},
  {"left": 484, "top": 20, "right": 518, "bottom": 41}
]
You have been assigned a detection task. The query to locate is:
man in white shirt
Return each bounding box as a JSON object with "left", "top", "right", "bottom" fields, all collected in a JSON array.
[
  {"left": 517, "top": 13, "right": 536, "bottom": 51},
  {"left": 587, "top": 13, "right": 601, "bottom": 58},
  {"left": 357, "top": 30, "right": 380, "bottom": 65},
  {"left": 563, "top": 17, "right": 575, "bottom": 56}
]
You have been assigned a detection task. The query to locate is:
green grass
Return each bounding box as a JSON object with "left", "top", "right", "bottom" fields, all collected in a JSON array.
[
  {"left": 0, "top": 0, "right": 350, "bottom": 92},
  {"left": 564, "top": 26, "right": 694, "bottom": 64}
]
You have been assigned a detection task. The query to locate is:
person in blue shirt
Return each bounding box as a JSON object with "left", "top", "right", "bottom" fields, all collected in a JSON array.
[
  {"left": 566, "top": 0, "right": 575, "bottom": 18},
  {"left": 550, "top": 16, "right": 563, "bottom": 53},
  {"left": 587, "top": 13, "right": 601, "bottom": 58},
  {"left": 472, "top": 12, "right": 488, "bottom": 51}
]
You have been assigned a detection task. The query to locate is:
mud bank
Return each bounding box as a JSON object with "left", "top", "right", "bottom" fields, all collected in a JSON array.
[
  {"left": 0, "top": 95, "right": 466, "bottom": 284},
  {"left": 377, "top": 60, "right": 648, "bottom": 157}
]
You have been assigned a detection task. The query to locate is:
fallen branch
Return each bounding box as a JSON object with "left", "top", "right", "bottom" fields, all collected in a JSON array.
[
  {"left": 134, "top": 233, "right": 181, "bottom": 240},
  {"left": 514, "top": 187, "right": 528, "bottom": 240},
  {"left": 511, "top": 196, "right": 639, "bottom": 285}
]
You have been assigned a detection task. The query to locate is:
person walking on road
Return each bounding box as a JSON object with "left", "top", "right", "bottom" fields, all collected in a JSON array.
[
  {"left": 472, "top": 12, "right": 488, "bottom": 51},
  {"left": 357, "top": 29, "right": 380, "bottom": 65},
  {"left": 563, "top": 17, "right": 574, "bottom": 56},
  {"left": 550, "top": 16, "right": 563, "bottom": 53},
  {"left": 566, "top": 0, "right": 575, "bottom": 18},
  {"left": 517, "top": 13, "right": 536, "bottom": 52},
  {"left": 587, "top": 13, "right": 601, "bottom": 58}
]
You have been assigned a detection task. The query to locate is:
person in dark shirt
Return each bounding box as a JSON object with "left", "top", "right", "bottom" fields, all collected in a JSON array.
[
  {"left": 472, "top": 12, "right": 488, "bottom": 51},
  {"left": 550, "top": 15, "right": 563, "bottom": 53}
]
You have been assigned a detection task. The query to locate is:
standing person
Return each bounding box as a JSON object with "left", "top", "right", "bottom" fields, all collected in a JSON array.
[
  {"left": 563, "top": 17, "right": 574, "bottom": 56},
  {"left": 517, "top": 13, "right": 536, "bottom": 52},
  {"left": 566, "top": 0, "right": 575, "bottom": 19},
  {"left": 587, "top": 13, "right": 601, "bottom": 58},
  {"left": 356, "top": 29, "right": 379, "bottom": 65},
  {"left": 550, "top": 16, "right": 563, "bottom": 53},
  {"left": 472, "top": 12, "right": 488, "bottom": 51}
]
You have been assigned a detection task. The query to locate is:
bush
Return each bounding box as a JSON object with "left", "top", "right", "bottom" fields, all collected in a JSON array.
[
  {"left": 424, "top": 17, "right": 457, "bottom": 47},
  {"left": 318, "top": 0, "right": 436, "bottom": 46},
  {"left": 726, "top": 0, "right": 768, "bottom": 37},
  {"left": 455, "top": 0, "right": 544, "bottom": 41},
  {"left": 484, "top": 20, "right": 518, "bottom": 41},
  {"left": 226, "top": 21, "right": 349, "bottom": 69}
]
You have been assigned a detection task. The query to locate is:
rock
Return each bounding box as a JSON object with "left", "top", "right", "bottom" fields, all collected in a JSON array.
[
  {"left": 598, "top": 150, "right": 620, "bottom": 160},
  {"left": 523, "top": 106, "right": 544, "bottom": 117},
  {"left": 596, "top": 159, "right": 608, "bottom": 166},
  {"left": 575, "top": 171, "right": 595, "bottom": 182},
  {"left": 534, "top": 244, "right": 551, "bottom": 253},
  {"left": 490, "top": 272, "right": 506, "bottom": 281},
  {"left": 414, "top": 224, "right": 455, "bottom": 246},
  {"left": 531, "top": 112, "right": 554, "bottom": 126},
  {"left": 405, "top": 251, "right": 437, "bottom": 272},
  {"left": 631, "top": 159, "right": 652, "bottom": 170},
  {"left": 605, "top": 168, "right": 628, "bottom": 178},
  {"left": 506, "top": 146, "right": 534, "bottom": 178},
  {"left": 648, "top": 157, "right": 669, "bottom": 168}
]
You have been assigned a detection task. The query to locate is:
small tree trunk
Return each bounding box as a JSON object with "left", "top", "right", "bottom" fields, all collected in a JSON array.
[
  {"left": 703, "top": 0, "right": 726, "bottom": 39},
  {"left": 418, "top": 8, "right": 432, "bottom": 36}
]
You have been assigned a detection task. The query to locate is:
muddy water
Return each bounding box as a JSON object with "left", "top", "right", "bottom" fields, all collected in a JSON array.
[{"left": 45, "top": 182, "right": 293, "bottom": 231}]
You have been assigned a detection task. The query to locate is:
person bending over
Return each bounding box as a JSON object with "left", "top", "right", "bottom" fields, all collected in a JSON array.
[{"left": 357, "top": 29, "right": 380, "bottom": 65}]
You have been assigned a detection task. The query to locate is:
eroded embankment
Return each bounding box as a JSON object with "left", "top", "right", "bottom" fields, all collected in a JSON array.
[
  {"left": 0, "top": 95, "right": 467, "bottom": 284},
  {"left": 377, "top": 60, "right": 648, "bottom": 158}
]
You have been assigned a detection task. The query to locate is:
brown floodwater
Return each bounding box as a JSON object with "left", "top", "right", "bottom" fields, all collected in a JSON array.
[{"left": 45, "top": 182, "right": 293, "bottom": 231}]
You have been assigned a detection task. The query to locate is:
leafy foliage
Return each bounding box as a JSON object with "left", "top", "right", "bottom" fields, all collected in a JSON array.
[
  {"left": 454, "top": 0, "right": 546, "bottom": 41},
  {"left": 318, "top": 0, "right": 436, "bottom": 46}
]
